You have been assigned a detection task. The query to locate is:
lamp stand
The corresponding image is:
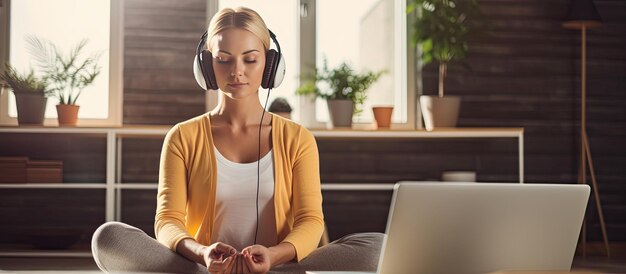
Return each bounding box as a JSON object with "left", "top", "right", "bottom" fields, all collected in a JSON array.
[{"left": 578, "top": 25, "right": 610, "bottom": 258}]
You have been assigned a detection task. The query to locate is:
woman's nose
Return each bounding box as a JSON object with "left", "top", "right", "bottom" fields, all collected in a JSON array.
[{"left": 230, "top": 61, "right": 243, "bottom": 77}]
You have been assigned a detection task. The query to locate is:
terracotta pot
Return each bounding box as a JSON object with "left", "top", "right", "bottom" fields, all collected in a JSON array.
[
  {"left": 56, "top": 104, "right": 80, "bottom": 127},
  {"left": 372, "top": 106, "right": 394, "bottom": 128},
  {"left": 15, "top": 93, "right": 47, "bottom": 125}
]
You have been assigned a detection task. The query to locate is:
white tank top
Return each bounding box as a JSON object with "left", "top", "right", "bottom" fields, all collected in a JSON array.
[{"left": 212, "top": 146, "right": 277, "bottom": 251}]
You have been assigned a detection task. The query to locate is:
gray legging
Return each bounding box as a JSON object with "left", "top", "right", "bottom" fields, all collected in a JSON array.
[{"left": 91, "top": 222, "right": 383, "bottom": 274}]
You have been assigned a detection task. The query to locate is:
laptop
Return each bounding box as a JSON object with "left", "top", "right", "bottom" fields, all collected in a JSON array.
[{"left": 307, "top": 182, "right": 590, "bottom": 274}]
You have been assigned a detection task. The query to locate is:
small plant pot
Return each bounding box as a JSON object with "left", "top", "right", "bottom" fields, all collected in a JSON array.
[
  {"left": 420, "top": 95, "right": 461, "bottom": 131},
  {"left": 56, "top": 104, "right": 80, "bottom": 127},
  {"left": 327, "top": 99, "right": 354, "bottom": 128},
  {"left": 372, "top": 106, "right": 394, "bottom": 128},
  {"left": 15, "top": 93, "right": 47, "bottom": 125}
]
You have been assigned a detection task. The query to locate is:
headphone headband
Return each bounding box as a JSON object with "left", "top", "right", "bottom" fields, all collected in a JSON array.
[
  {"left": 268, "top": 30, "right": 281, "bottom": 55},
  {"left": 196, "top": 29, "right": 281, "bottom": 61}
]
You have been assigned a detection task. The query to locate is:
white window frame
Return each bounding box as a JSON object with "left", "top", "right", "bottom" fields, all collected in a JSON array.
[
  {"left": 0, "top": 0, "right": 123, "bottom": 127},
  {"left": 298, "top": 0, "right": 418, "bottom": 129}
]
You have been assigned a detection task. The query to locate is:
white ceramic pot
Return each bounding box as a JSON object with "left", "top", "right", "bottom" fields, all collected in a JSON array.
[
  {"left": 420, "top": 95, "right": 461, "bottom": 131},
  {"left": 327, "top": 99, "right": 354, "bottom": 128}
]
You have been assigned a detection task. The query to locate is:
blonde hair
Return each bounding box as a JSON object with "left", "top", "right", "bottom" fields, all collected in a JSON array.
[{"left": 207, "top": 7, "right": 270, "bottom": 51}]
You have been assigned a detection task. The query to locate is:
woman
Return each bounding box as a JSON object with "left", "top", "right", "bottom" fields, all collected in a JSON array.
[{"left": 92, "top": 7, "right": 382, "bottom": 274}]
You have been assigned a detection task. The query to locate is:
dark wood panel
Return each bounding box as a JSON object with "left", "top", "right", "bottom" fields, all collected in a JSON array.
[
  {"left": 0, "top": 189, "right": 105, "bottom": 250},
  {"left": 125, "top": 15, "right": 205, "bottom": 31},
  {"left": 321, "top": 191, "right": 392, "bottom": 241},
  {"left": 0, "top": 134, "right": 107, "bottom": 183},
  {"left": 120, "top": 189, "right": 157, "bottom": 237},
  {"left": 124, "top": 0, "right": 206, "bottom": 11},
  {"left": 124, "top": 69, "right": 199, "bottom": 91},
  {"left": 124, "top": 50, "right": 193, "bottom": 70},
  {"left": 123, "top": 0, "right": 206, "bottom": 125},
  {"left": 121, "top": 139, "right": 162, "bottom": 183},
  {"left": 124, "top": 29, "right": 199, "bottom": 47},
  {"left": 123, "top": 101, "right": 203, "bottom": 121}
]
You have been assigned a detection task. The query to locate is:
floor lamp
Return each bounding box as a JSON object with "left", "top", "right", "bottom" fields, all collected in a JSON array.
[{"left": 562, "top": 0, "right": 610, "bottom": 257}]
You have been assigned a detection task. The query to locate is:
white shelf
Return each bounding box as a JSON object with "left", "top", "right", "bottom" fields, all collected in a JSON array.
[
  {"left": 0, "top": 183, "right": 106, "bottom": 189},
  {"left": 0, "top": 125, "right": 170, "bottom": 135},
  {"left": 0, "top": 250, "right": 92, "bottom": 258},
  {"left": 117, "top": 183, "right": 158, "bottom": 189},
  {"left": 0, "top": 125, "right": 523, "bottom": 138},
  {"left": 311, "top": 127, "right": 523, "bottom": 138}
]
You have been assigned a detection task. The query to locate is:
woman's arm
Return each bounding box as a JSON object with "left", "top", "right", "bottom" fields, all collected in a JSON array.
[
  {"left": 268, "top": 242, "right": 296, "bottom": 267},
  {"left": 281, "top": 128, "right": 325, "bottom": 261},
  {"left": 155, "top": 125, "right": 194, "bottom": 251},
  {"left": 177, "top": 238, "right": 208, "bottom": 265}
]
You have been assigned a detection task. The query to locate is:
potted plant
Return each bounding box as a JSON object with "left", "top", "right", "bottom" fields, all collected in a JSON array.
[
  {"left": 27, "top": 36, "right": 101, "bottom": 127},
  {"left": 296, "top": 60, "right": 384, "bottom": 128},
  {"left": 0, "top": 64, "right": 52, "bottom": 125},
  {"left": 268, "top": 97, "right": 293, "bottom": 119},
  {"left": 408, "top": 0, "right": 483, "bottom": 130}
]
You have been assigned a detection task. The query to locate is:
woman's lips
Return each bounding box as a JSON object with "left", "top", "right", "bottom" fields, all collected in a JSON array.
[{"left": 228, "top": 83, "right": 248, "bottom": 88}]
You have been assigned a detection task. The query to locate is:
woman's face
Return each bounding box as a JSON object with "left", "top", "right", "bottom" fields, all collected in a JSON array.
[{"left": 210, "top": 28, "right": 266, "bottom": 99}]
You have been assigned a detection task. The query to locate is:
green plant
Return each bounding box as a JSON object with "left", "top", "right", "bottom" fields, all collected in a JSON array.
[
  {"left": 0, "top": 64, "right": 52, "bottom": 96},
  {"left": 26, "top": 36, "right": 101, "bottom": 105},
  {"left": 296, "top": 60, "right": 384, "bottom": 115},
  {"left": 407, "top": 0, "right": 484, "bottom": 97}
]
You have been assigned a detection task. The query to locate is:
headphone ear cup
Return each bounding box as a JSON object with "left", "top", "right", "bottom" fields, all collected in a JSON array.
[
  {"left": 262, "top": 49, "right": 284, "bottom": 89},
  {"left": 273, "top": 53, "right": 286, "bottom": 88},
  {"left": 194, "top": 50, "right": 218, "bottom": 90},
  {"left": 193, "top": 54, "right": 208, "bottom": 90},
  {"left": 261, "top": 50, "right": 276, "bottom": 89},
  {"left": 201, "top": 51, "right": 218, "bottom": 90}
]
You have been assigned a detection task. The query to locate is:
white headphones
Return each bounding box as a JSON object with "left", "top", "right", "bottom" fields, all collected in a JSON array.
[{"left": 193, "top": 29, "right": 286, "bottom": 91}]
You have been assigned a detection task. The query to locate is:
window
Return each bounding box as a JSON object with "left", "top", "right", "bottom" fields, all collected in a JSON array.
[
  {"left": 209, "top": 0, "right": 415, "bottom": 128},
  {"left": 0, "top": 0, "right": 123, "bottom": 126},
  {"left": 314, "top": 0, "right": 408, "bottom": 125}
]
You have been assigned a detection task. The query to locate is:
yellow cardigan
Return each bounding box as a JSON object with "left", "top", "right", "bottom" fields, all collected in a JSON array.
[{"left": 155, "top": 112, "right": 324, "bottom": 261}]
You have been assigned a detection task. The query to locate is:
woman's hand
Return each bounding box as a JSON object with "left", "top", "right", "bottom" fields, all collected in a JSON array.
[
  {"left": 203, "top": 242, "right": 237, "bottom": 274},
  {"left": 223, "top": 253, "right": 252, "bottom": 274},
  {"left": 241, "top": 245, "right": 271, "bottom": 274}
]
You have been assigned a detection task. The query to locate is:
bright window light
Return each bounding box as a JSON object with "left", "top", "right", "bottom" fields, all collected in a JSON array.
[{"left": 9, "top": 0, "right": 111, "bottom": 119}]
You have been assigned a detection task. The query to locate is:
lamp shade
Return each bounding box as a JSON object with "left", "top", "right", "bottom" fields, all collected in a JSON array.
[{"left": 563, "top": 0, "right": 602, "bottom": 29}]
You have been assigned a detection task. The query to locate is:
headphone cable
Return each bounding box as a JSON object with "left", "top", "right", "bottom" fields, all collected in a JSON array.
[
  {"left": 255, "top": 87, "right": 271, "bottom": 245},
  {"left": 255, "top": 29, "right": 280, "bottom": 246}
]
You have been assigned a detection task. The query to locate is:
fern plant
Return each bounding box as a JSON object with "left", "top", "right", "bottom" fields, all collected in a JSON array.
[
  {"left": 26, "top": 36, "right": 101, "bottom": 105},
  {"left": 0, "top": 64, "right": 52, "bottom": 96}
]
